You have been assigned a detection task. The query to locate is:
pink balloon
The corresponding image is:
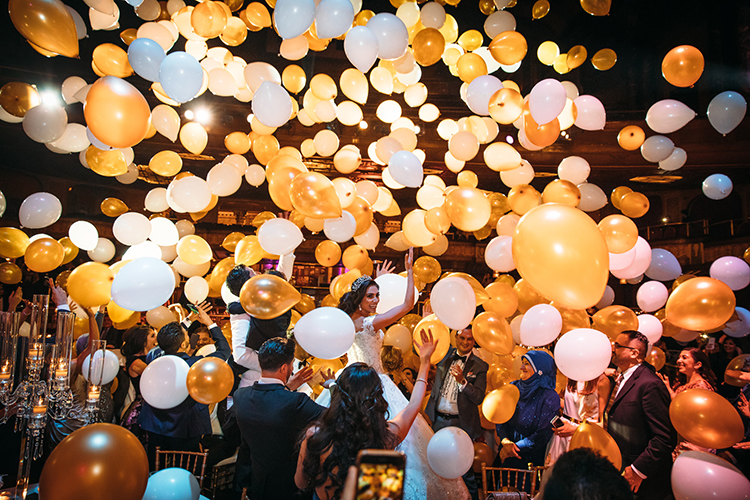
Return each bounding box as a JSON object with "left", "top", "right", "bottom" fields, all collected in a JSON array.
[
  {"left": 672, "top": 451, "right": 750, "bottom": 500},
  {"left": 519, "top": 304, "right": 562, "bottom": 347},
  {"left": 645, "top": 248, "right": 682, "bottom": 281},
  {"left": 637, "top": 314, "right": 662, "bottom": 344},
  {"left": 573, "top": 95, "right": 606, "bottom": 130},
  {"left": 710, "top": 256, "right": 750, "bottom": 291},
  {"left": 612, "top": 237, "right": 652, "bottom": 280},
  {"left": 529, "top": 78, "right": 567, "bottom": 125},
  {"left": 609, "top": 247, "right": 636, "bottom": 272},
  {"left": 636, "top": 281, "right": 669, "bottom": 312}
]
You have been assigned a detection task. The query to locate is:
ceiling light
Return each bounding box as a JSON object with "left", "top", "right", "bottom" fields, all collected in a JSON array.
[
  {"left": 359, "top": 120, "right": 368, "bottom": 129},
  {"left": 195, "top": 109, "right": 211, "bottom": 124},
  {"left": 184, "top": 110, "right": 194, "bottom": 120},
  {"left": 40, "top": 90, "right": 62, "bottom": 106}
]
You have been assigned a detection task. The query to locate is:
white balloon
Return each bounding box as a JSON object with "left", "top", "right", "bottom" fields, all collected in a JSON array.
[
  {"left": 245, "top": 165, "right": 266, "bottom": 187},
  {"left": 420, "top": 2, "right": 446, "bottom": 29},
  {"left": 149, "top": 217, "right": 180, "bottom": 246},
  {"left": 354, "top": 223, "right": 380, "bottom": 250},
  {"left": 576, "top": 183, "right": 607, "bottom": 212},
  {"left": 172, "top": 257, "right": 210, "bottom": 278},
  {"left": 23, "top": 104, "right": 67, "bottom": 143},
  {"left": 62, "top": 76, "right": 87, "bottom": 104},
  {"left": 641, "top": 135, "right": 674, "bottom": 163},
  {"left": 637, "top": 314, "right": 662, "bottom": 345},
  {"left": 116, "top": 163, "right": 139, "bottom": 185},
  {"left": 175, "top": 219, "right": 195, "bottom": 238},
  {"left": 520, "top": 304, "right": 562, "bottom": 347},
  {"left": 294, "top": 307, "right": 356, "bottom": 359},
  {"left": 273, "top": 0, "right": 316, "bottom": 39},
  {"left": 710, "top": 256, "right": 750, "bottom": 291},
  {"left": 87, "top": 238, "right": 116, "bottom": 263},
  {"left": 184, "top": 276, "right": 209, "bottom": 305},
  {"left": 375, "top": 274, "right": 419, "bottom": 315},
  {"left": 113, "top": 212, "right": 152, "bottom": 246},
  {"left": 612, "top": 237, "right": 652, "bottom": 280},
  {"left": 344, "top": 26, "right": 380, "bottom": 74},
  {"left": 388, "top": 151, "right": 423, "bottom": 188},
  {"left": 160, "top": 244, "right": 177, "bottom": 262},
  {"left": 19, "top": 192, "right": 62, "bottom": 229},
  {"left": 258, "top": 218, "right": 303, "bottom": 255},
  {"left": 484, "top": 10, "right": 515, "bottom": 38},
  {"left": 47, "top": 123, "right": 90, "bottom": 152},
  {"left": 367, "top": 13, "right": 408, "bottom": 61},
  {"left": 645, "top": 249, "right": 681, "bottom": 281},
  {"left": 314, "top": 0, "right": 354, "bottom": 39},
  {"left": 573, "top": 95, "right": 606, "bottom": 131},
  {"left": 82, "top": 349, "right": 120, "bottom": 385},
  {"left": 252, "top": 82, "right": 293, "bottom": 128},
  {"left": 466, "top": 75, "right": 503, "bottom": 116},
  {"left": 430, "top": 277, "right": 476, "bottom": 330},
  {"left": 702, "top": 173, "right": 733, "bottom": 200},
  {"left": 672, "top": 451, "right": 750, "bottom": 500},
  {"left": 707, "top": 91, "right": 747, "bottom": 136},
  {"left": 324, "top": 211, "right": 357, "bottom": 243},
  {"left": 558, "top": 156, "right": 590, "bottom": 185},
  {"left": 207, "top": 162, "right": 243, "bottom": 197},
  {"left": 484, "top": 236, "right": 515, "bottom": 272},
  {"left": 496, "top": 213, "right": 520, "bottom": 236},
  {"left": 140, "top": 355, "right": 190, "bottom": 409},
  {"left": 68, "top": 221, "right": 99, "bottom": 251},
  {"left": 111, "top": 257, "right": 176, "bottom": 311},
  {"left": 595, "top": 286, "right": 615, "bottom": 309},
  {"left": 123, "top": 241, "right": 162, "bottom": 261},
  {"left": 145, "top": 188, "right": 170, "bottom": 212},
  {"left": 636, "top": 281, "right": 669, "bottom": 312},
  {"left": 426, "top": 427, "right": 474, "bottom": 479},
  {"left": 170, "top": 176, "right": 212, "bottom": 213},
  {"left": 609, "top": 248, "right": 636, "bottom": 272},
  {"left": 554, "top": 328, "right": 612, "bottom": 382},
  {"left": 658, "top": 147, "right": 687, "bottom": 172},
  {"left": 723, "top": 307, "right": 750, "bottom": 338},
  {"left": 423, "top": 234, "right": 449, "bottom": 257},
  {"left": 529, "top": 78, "right": 567, "bottom": 126},
  {"left": 646, "top": 99, "right": 695, "bottom": 134},
  {"left": 500, "top": 161, "right": 534, "bottom": 188}
]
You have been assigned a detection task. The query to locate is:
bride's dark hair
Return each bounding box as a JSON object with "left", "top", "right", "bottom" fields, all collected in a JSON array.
[
  {"left": 301, "top": 363, "right": 396, "bottom": 497},
  {"left": 337, "top": 278, "right": 378, "bottom": 315}
]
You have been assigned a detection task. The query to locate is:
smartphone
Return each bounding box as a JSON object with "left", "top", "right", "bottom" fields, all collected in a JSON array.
[
  {"left": 354, "top": 450, "right": 406, "bottom": 500},
  {"left": 706, "top": 337, "right": 716, "bottom": 350},
  {"left": 186, "top": 303, "right": 199, "bottom": 315},
  {"left": 550, "top": 415, "right": 564, "bottom": 429}
]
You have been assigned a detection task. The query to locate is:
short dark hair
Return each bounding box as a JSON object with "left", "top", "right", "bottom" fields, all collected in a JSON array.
[
  {"left": 622, "top": 330, "right": 649, "bottom": 360},
  {"left": 157, "top": 322, "right": 186, "bottom": 354},
  {"left": 226, "top": 264, "right": 252, "bottom": 296},
  {"left": 266, "top": 269, "right": 286, "bottom": 280},
  {"left": 541, "top": 448, "right": 633, "bottom": 500},
  {"left": 258, "top": 337, "right": 296, "bottom": 371}
]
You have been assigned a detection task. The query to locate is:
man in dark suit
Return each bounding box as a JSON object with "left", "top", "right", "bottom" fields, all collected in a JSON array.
[
  {"left": 425, "top": 326, "right": 489, "bottom": 500},
  {"left": 138, "top": 303, "right": 231, "bottom": 470},
  {"left": 607, "top": 330, "right": 677, "bottom": 500},
  {"left": 234, "top": 337, "right": 327, "bottom": 500}
]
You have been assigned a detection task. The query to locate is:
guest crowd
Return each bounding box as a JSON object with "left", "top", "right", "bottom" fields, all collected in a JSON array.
[{"left": 1, "top": 263, "right": 749, "bottom": 500}]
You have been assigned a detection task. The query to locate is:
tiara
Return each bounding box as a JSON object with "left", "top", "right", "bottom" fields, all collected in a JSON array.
[{"left": 351, "top": 275, "right": 373, "bottom": 293}]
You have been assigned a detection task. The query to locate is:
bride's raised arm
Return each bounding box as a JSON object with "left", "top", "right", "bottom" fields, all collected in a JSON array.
[{"left": 371, "top": 247, "right": 415, "bottom": 333}]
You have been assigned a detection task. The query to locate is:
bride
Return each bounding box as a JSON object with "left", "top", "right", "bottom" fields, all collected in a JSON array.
[{"left": 323, "top": 248, "right": 469, "bottom": 500}]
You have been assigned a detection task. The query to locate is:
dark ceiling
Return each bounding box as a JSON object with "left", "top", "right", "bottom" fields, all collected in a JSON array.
[{"left": 1, "top": 0, "right": 749, "bottom": 226}]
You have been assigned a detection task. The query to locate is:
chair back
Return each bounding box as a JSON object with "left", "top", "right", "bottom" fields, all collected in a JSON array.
[
  {"left": 481, "top": 464, "right": 548, "bottom": 497},
  {"left": 155, "top": 446, "right": 210, "bottom": 488}
]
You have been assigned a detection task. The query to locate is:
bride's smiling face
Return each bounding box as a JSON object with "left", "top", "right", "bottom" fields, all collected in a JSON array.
[{"left": 359, "top": 285, "right": 380, "bottom": 314}]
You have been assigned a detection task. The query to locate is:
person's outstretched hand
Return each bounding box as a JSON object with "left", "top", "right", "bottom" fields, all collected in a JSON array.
[
  {"left": 415, "top": 328, "right": 438, "bottom": 364},
  {"left": 374, "top": 260, "right": 395, "bottom": 278},
  {"left": 195, "top": 301, "right": 214, "bottom": 326},
  {"left": 404, "top": 247, "right": 414, "bottom": 271},
  {"left": 47, "top": 278, "right": 68, "bottom": 307},
  {"left": 288, "top": 366, "right": 314, "bottom": 391}
]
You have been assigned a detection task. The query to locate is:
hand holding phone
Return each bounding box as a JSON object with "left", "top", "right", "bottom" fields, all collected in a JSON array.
[{"left": 354, "top": 450, "right": 406, "bottom": 500}]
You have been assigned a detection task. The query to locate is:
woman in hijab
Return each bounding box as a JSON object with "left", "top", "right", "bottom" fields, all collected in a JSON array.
[{"left": 495, "top": 350, "right": 560, "bottom": 469}]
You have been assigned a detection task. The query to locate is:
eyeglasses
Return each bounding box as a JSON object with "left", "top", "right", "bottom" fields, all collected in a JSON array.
[{"left": 613, "top": 342, "right": 638, "bottom": 351}]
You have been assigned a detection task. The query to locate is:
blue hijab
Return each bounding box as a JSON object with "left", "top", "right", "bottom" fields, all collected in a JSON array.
[{"left": 512, "top": 350, "right": 557, "bottom": 400}]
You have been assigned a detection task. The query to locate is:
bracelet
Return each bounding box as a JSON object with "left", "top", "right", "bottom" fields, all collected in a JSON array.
[{"left": 415, "top": 378, "right": 427, "bottom": 385}]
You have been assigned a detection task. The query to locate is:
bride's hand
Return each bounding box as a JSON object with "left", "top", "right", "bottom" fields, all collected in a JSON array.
[
  {"left": 415, "top": 328, "right": 438, "bottom": 364},
  {"left": 405, "top": 247, "right": 414, "bottom": 271}
]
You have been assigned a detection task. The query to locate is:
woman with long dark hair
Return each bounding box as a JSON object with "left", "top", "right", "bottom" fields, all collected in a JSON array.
[
  {"left": 295, "top": 330, "right": 438, "bottom": 500},
  {"left": 120, "top": 325, "right": 157, "bottom": 442}
]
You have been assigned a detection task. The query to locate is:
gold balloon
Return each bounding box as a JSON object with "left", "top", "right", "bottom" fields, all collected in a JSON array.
[
  {"left": 472, "top": 312, "right": 514, "bottom": 356},
  {"left": 617, "top": 125, "right": 644, "bottom": 151},
  {"left": 0, "top": 82, "right": 42, "bottom": 117},
  {"left": 532, "top": 0, "right": 550, "bottom": 19},
  {"left": 488, "top": 88, "right": 524, "bottom": 125},
  {"left": 282, "top": 65, "right": 307, "bottom": 94},
  {"left": 666, "top": 277, "right": 736, "bottom": 331},
  {"left": 252, "top": 211, "right": 277, "bottom": 228},
  {"left": 591, "top": 48, "right": 617, "bottom": 70},
  {"left": 177, "top": 235, "right": 213, "bottom": 266},
  {"left": 9, "top": 0, "right": 79, "bottom": 58},
  {"left": 208, "top": 257, "right": 235, "bottom": 291},
  {"left": 457, "top": 53, "right": 487, "bottom": 83},
  {"left": 457, "top": 171, "right": 479, "bottom": 188},
  {"left": 508, "top": 184, "right": 541, "bottom": 215},
  {"left": 224, "top": 131, "right": 250, "bottom": 155},
  {"left": 447, "top": 272, "right": 490, "bottom": 305},
  {"left": 399, "top": 314, "right": 422, "bottom": 333},
  {"left": 87, "top": 147, "right": 129, "bottom": 177},
  {"left": 235, "top": 235, "right": 264, "bottom": 266},
  {"left": 67, "top": 262, "right": 114, "bottom": 308},
  {"left": 646, "top": 346, "right": 666, "bottom": 371},
  {"left": 149, "top": 150, "right": 183, "bottom": 177},
  {"left": 0, "top": 262, "right": 22, "bottom": 285},
  {"left": 489, "top": 31, "right": 528, "bottom": 66},
  {"left": 569, "top": 421, "right": 622, "bottom": 470},
  {"left": 100, "top": 198, "right": 129, "bottom": 217},
  {"left": 186, "top": 357, "right": 234, "bottom": 405},
  {"left": 541, "top": 179, "right": 581, "bottom": 207},
  {"left": 84, "top": 76, "right": 150, "bottom": 149},
  {"left": 120, "top": 28, "right": 137, "bottom": 45},
  {"left": 444, "top": 187, "right": 492, "bottom": 232},
  {"left": 593, "top": 305, "right": 638, "bottom": 341},
  {"left": 413, "top": 256, "right": 441, "bottom": 283},
  {"left": 556, "top": 305, "right": 591, "bottom": 333},
  {"left": 513, "top": 204, "right": 609, "bottom": 310},
  {"left": 662, "top": 45, "right": 704, "bottom": 88},
  {"left": 221, "top": 232, "right": 245, "bottom": 252},
  {"left": 191, "top": 0, "right": 228, "bottom": 38},
  {"left": 724, "top": 354, "right": 750, "bottom": 387},
  {"left": 670, "top": 388, "right": 744, "bottom": 449},
  {"left": 290, "top": 172, "right": 343, "bottom": 219},
  {"left": 412, "top": 314, "right": 450, "bottom": 364},
  {"left": 425, "top": 207, "right": 451, "bottom": 235},
  {"left": 473, "top": 442, "right": 496, "bottom": 473},
  {"left": 619, "top": 192, "right": 650, "bottom": 218},
  {"left": 412, "top": 28, "right": 445, "bottom": 66},
  {"left": 348, "top": 196, "right": 374, "bottom": 236},
  {"left": 92, "top": 44, "right": 134, "bottom": 78},
  {"left": 295, "top": 293, "right": 316, "bottom": 315},
  {"left": 180, "top": 122, "right": 208, "bottom": 156},
  {"left": 315, "top": 240, "right": 342, "bottom": 267},
  {"left": 610, "top": 186, "right": 632, "bottom": 210},
  {"left": 239, "top": 274, "right": 301, "bottom": 320},
  {"left": 24, "top": 238, "right": 64, "bottom": 273},
  {"left": 482, "top": 384, "right": 520, "bottom": 424},
  {"left": 514, "top": 279, "right": 548, "bottom": 313},
  {"left": 321, "top": 294, "right": 338, "bottom": 308},
  {"left": 331, "top": 269, "right": 361, "bottom": 301},
  {"left": 484, "top": 283, "right": 518, "bottom": 318},
  {"left": 486, "top": 365, "right": 514, "bottom": 392},
  {"left": 580, "top": 0, "right": 611, "bottom": 16},
  {"left": 0, "top": 228, "right": 30, "bottom": 259},
  {"left": 59, "top": 237, "right": 79, "bottom": 265},
  {"left": 342, "top": 245, "right": 368, "bottom": 270},
  {"left": 597, "top": 215, "right": 638, "bottom": 254},
  {"left": 38, "top": 423, "right": 149, "bottom": 500},
  {"left": 566, "top": 45, "right": 587, "bottom": 69},
  {"left": 243, "top": 2, "right": 271, "bottom": 28},
  {"left": 107, "top": 300, "right": 135, "bottom": 324}
]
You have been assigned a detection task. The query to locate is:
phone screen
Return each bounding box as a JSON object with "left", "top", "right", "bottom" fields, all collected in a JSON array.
[{"left": 355, "top": 450, "right": 406, "bottom": 500}]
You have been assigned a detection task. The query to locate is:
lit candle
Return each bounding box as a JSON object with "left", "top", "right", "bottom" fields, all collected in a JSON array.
[
  {"left": 88, "top": 387, "right": 100, "bottom": 401},
  {"left": 28, "top": 344, "right": 43, "bottom": 359},
  {"left": 0, "top": 363, "right": 9, "bottom": 380},
  {"left": 55, "top": 362, "right": 68, "bottom": 378},
  {"left": 32, "top": 404, "right": 47, "bottom": 415}
]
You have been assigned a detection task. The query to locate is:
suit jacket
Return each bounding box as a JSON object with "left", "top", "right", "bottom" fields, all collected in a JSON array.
[
  {"left": 425, "top": 347, "right": 489, "bottom": 440},
  {"left": 139, "top": 324, "right": 231, "bottom": 438},
  {"left": 234, "top": 382, "right": 325, "bottom": 500},
  {"left": 607, "top": 363, "right": 677, "bottom": 500}
]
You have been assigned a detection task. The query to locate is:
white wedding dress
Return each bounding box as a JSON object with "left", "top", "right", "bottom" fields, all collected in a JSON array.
[{"left": 325, "top": 316, "right": 470, "bottom": 500}]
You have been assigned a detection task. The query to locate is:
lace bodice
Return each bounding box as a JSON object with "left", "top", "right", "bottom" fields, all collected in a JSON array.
[{"left": 346, "top": 316, "right": 385, "bottom": 373}]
